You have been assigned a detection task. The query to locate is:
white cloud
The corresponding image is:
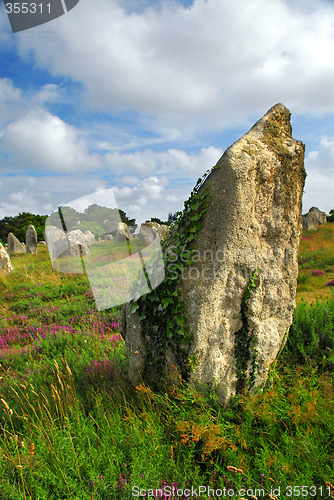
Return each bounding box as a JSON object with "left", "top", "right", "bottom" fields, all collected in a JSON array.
[
  {"left": 0, "top": 174, "right": 107, "bottom": 218},
  {"left": 103, "top": 146, "right": 222, "bottom": 177},
  {"left": 1, "top": 107, "right": 102, "bottom": 173},
  {"left": 0, "top": 142, "right": 224, "bottom": 223},
  {"left": 306, "top": 136, "right": 334, "bottom": 175},
  {"left": 14, "top": 0, "right": 334, "bottom": 132},
  {"left": 0, "top": 78, "right": 24, "bottom": 128},
  {"left": 303, "top": 137, "right": 334, "bottom": 213}
]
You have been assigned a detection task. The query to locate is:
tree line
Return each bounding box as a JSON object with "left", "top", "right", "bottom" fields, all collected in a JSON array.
[
  {"left": 1, "top": 207, "right": 331, "bottom": 246},
  {"left": 0, "top": 212, "right": 48, "bottom": 245}
]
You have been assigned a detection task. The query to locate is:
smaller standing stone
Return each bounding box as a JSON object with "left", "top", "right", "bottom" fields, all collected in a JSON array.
[
  {"left": 0, "top": 243, "right": 13, "bottom": 274},
  {"left": 26, "top": 224, "right": 38, "bottom": 255},
  {"left": 52, "top": 229, "right": 90, "bottom": 259},
  {"left": 84, "top": 230, "right": 96, "bottom": 246},
  {"left": 302, "top": 207, "right": 327, "bottom": 230},
  {"left": 116, "top": 222, "right": 133, "bottom": 241},
  {"left": 7, "top": 233, "right": 25, "bottom": 254},
  {"left": 139, "top": 222, "right": 170, "bottom": 244}
]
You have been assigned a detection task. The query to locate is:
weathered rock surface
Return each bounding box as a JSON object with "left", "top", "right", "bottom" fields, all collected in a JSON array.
[
  {"left": 119, "top": 103, "right": 306, "bottom": 405},
  {"left": 0, "top": 243, "right": 13, "bottom": 274},
  {"left": 105, "top": 234, "right": 114, "bottom": 241},
  {"left": 45, "top": 227, "right": 90, "bottom": 274},
  {"left": 7, "top": 233, "right": 25, "bottom": 254},
  {"left": 84, "top": 230, "right": 96, "bottom": 246},
  {"left": 44, "top": 226, "right": 65, "bottom": 259},
  {"left": 26, "top": 224, "right": 38, "bottom": 255},
  {"left": 44, "top": 226, "right": 65, "bottom": 244},
  {"left": 139, "top": 222, "right": 170, "bottom": 245},
  {"left": 302, "top": 207, "right": 327, "bottom": 230},
  {"left": 116, "top": 222, "right": 133, "bottom": 241},
  {"left": 52, "top": 230, "right": 90, "bottom": 259}
]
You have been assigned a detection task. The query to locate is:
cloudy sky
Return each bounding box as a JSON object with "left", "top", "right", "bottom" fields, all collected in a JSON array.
[{"left": 0, "top": 0, "right": 333, "bottom": 225}]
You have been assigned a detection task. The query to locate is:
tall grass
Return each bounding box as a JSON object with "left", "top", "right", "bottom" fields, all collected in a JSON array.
[{"left": 0, "top": 241, "right": 333, "bottom": 499}]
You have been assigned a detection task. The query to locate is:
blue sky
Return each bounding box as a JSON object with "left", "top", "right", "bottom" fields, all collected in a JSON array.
[{"left": 0, "top": 0, "right": 333, "bottom": 225}]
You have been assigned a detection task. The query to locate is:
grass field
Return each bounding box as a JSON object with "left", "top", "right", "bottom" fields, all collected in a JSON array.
[{"left": 0, "top": 226, "right": 333, "bottom": 499}]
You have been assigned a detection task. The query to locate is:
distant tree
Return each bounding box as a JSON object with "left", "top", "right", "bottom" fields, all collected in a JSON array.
[
  {"left": 71, "top": 221, "right": 105, "bottom": 237},
  {"left": 0, "top": 205, "right": 136, "bottom": 243},
  {"left": 145, "top": 217, "right": 167, "bottom": 225},
  {"left": 118, "top": 209, "right": 136, "bottom": 228},
  {"left": 47, "top": 206, "right": 82, "bottom": 231},
  {"left": 84, "top": 204, "right": 135, "bottom": 231},
  {"left": 0, "top": 212, "right": 47, "bottom": 243},
  {"left": 167, "top": 212, "right": 178, "bottom": 225},
  {"left": 327, "top": 209, "right": 334, "bottom": 222}
]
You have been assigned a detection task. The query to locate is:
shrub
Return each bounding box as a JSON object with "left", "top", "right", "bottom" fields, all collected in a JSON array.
[{"left": 281, "top": 297, "right": 334, "bottom": 370}]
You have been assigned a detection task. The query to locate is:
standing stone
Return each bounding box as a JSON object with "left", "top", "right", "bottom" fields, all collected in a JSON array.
[
  {"left": 302, "top": 207, "right": 327, "bottom": 230},
  {"left": 26, "top": 224, "right": 38, "bottom": 255},
  {"left": 7, "top": 233, "right": 25, "bottom": 254},
  {"left": 116, "top": 222, "right": 133, "bottom": 242},
  {"left": 0, "top": 243, "right": 13, "bottom": 274},
  {"left": 139, "top": 222, "right": 170, "bottom": 245},
  {"left": 52, "top": 229, "right": 90, "bottom": 259},
  {"left": 84, "top": 230, "right": 96, "bottom": 246},
  {"left": 44, "top": 226, "right": 66, "bottom": 260},
  {"left": 119, "top": 103, "right": 306, "bottom": 405},
  {"left": 45, "top": 228, "right": 90, "bottom": 274}
]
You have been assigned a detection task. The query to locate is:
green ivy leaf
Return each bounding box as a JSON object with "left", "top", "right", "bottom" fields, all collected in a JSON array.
[{"left": 130, "top": 301, "right": 139, "bottom": 313}]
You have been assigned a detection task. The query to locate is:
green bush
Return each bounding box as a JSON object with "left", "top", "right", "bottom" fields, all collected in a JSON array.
[{"left": 281, "top": 294, "right": 334, "bottom": 370}]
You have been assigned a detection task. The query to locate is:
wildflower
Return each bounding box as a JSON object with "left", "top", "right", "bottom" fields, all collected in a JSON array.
[
  {"left": 325, "top": 280, "right": 334, "bottom": 286},
  {"left": 311, "top": 270, "right": 325, "bottom": 276}
]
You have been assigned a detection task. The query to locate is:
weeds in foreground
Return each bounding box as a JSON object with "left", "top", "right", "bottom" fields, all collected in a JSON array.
[{"left": 0, "top": 240, "right": 333, "bottom": 499}]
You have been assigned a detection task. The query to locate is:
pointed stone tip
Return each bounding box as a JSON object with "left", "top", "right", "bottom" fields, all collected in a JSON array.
[
  {"left": 248, "top": 102, "right": 292, "bottom": 141},
  {"left": 265, "top": 103, "right": 291, "bottom": 125},
  {"left": 267, "top": 102, "right": 290, "bottom": 114}
]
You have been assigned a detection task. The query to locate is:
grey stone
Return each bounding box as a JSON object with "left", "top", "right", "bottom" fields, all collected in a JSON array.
[
  {"left": 302, "top": 207, "right": 327, "bottom": 230},
  {"left": 26, "top": 224, "right": 38, "bottom": 255},
  {"left": 84, "top": 230, "right": 96, "bottom": 246},
  {"left": 116, "top": 222, "right": 133, "bottom": 241},
  {"left": 52, "top": 229, "right": 90, "bottom": 259},
  {"left": 139, "top": 222, "right": 170, "bottom": 245},
  {"left": 7, "top": 233, "right": 25, "bottom": 254},
  {"left": 119, "top": 103, "right": 306, "bottom": 405},
  {"left": 0, "top": 243, "right": 13, "bottom": 274},
  {"left": 105, "top": 234, "right": 114, "bottom": 241},
  {"left": 44, "top": 226, "right": 66, "bottom": 260}
]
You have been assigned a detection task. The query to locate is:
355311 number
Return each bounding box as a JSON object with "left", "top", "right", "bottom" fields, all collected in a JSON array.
[{"left": 5, "top": 3, "right": 51, "bottom": 14}]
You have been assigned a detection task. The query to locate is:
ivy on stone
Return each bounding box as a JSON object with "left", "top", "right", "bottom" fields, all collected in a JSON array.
[
  {"left": 129, "top": 166, "right": 217, "bottom": 382},
  {"left": 234, "top": 269, "right": 259, "bottom": 394}
]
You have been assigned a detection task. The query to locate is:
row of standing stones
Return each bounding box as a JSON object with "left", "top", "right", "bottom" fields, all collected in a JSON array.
[
  {"left": 0, "top": 225, "right": 38, "bottom": 274},
  {"left": 0, "top": 221, "right": 170, "bottom": 274}
]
